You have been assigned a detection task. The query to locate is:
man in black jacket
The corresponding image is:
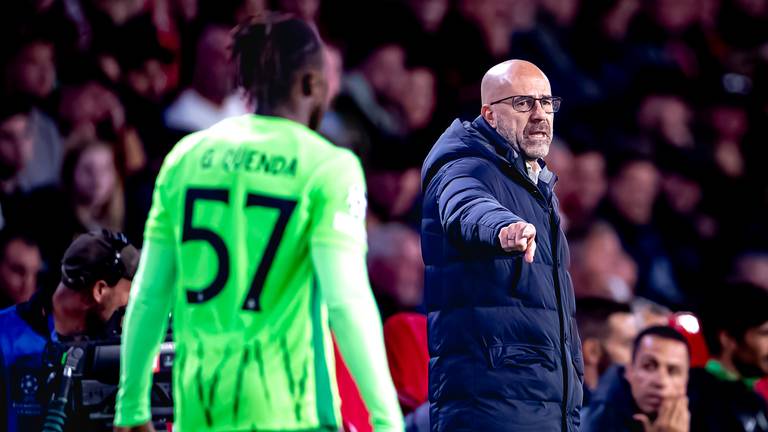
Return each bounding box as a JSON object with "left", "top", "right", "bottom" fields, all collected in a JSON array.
[
  {"left": 421, "top": 60, "right": 582, "bottom": 431},
  {"left": 582, "top": 326, "right": 691, "bottom": 432}
]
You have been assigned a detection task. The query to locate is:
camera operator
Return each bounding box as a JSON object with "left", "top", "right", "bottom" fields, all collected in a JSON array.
[{"left": 0, "top": 229, "right": 138, "bottom": 431}]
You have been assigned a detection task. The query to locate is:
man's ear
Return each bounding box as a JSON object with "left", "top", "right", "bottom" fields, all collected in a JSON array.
[
  {"left": 301, "top": 70, "right": 327, "bottom": 102},
  {"left": 481, "top": 104, "right": 495, "bottom": 127},
  {"left": 301, "top": 73, "right": 313, "bottom": 97},
  {"left": 718, "top": 330, "right": 737, "bottom": 353},
  {"left": 91, "top": 280, "right": 109, "bottom": 304},
  {"left": 582, "top": 338, "right": 603, "bottom": 367}
]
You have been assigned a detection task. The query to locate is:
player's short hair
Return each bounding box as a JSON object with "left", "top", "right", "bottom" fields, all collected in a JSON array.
[
  {"left": 232, "top": 13, "right": 323, "bottom": 113},
  {"left": 575, "top": 297, "right": 632, "bottom": 341},
  {"left": 631, "top": 325, "right": 690, "bottom": 363}
]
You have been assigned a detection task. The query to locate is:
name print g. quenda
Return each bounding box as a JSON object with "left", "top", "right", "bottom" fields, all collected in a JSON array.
[{"left": 201, "top": 148, "right": 298, "bottom": 177}]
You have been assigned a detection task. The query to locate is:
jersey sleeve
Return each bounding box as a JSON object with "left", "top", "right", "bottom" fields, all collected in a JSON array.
[
  {"left": 114, "top": 154, "right": 179, "bottom": 426},
  {"left": 143, "top": 155, "right": 176, "bottom": 244},
  {"left": 309, "top": 150, "right": 404, "bottom": 431},
  {"left": 114, "top": 239, "right": 176, "bottom": 427},
  {"left": 309, "top": 150, "right": 368, "bottom": 251}
]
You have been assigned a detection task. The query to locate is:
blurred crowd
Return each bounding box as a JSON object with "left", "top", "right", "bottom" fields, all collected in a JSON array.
[{"left": 1, "top": 0, "right": 768, "bottom": 430}]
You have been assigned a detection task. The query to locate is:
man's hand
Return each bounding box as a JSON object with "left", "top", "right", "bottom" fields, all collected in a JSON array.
[
  {"left": 114, "top": 422, "right": 156, "bottom": 432},
  {"left": 498, "top": 222, "right": 537, "bottom": 263},
  {"left": 633, "top": 396, "right": 689, "bottom": 432}
]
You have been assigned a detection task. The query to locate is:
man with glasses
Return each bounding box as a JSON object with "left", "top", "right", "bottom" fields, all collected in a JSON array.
[{"left": 421, "top": 60, "right": 582, "bottom": 430}]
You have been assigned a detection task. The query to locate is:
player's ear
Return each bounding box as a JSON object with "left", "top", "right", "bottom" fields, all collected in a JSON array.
[
  {"left": 302, "top": 70, "right": 327, "bottom": 105},
  {"left": 301, "top": 73, "right": 312, "bottom": 96}
]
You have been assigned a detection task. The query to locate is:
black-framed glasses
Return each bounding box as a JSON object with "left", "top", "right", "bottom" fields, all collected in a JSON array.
[{"left": 489, "top": 95, "right": 562, "bottom": 113}]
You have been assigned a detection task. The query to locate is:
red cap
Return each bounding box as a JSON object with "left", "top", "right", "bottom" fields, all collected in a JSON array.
[{"left": 668, "top": 312, "right": 710, "bottom": 367}]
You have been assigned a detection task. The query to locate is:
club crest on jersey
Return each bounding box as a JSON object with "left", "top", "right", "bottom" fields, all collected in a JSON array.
[{"left": 346, "top": 184, "right": 367, "bottom": 221}]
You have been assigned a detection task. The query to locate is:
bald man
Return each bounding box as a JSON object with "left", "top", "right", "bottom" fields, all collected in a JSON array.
[{"left": 421, "top": 60, "right": 583, "bottom": 431}]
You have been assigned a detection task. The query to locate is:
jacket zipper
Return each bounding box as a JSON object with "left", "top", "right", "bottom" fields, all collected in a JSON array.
[
  {"left": 508, "top": 161, "right": 569, "bottom": 429},
  {"left": 550, "top": 203, "right": 568, "bottom": 431}
]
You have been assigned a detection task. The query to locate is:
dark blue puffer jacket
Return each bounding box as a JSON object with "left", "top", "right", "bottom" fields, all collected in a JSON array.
[{"left": 421, "top": 116, "right": 583, "bottom": 431}]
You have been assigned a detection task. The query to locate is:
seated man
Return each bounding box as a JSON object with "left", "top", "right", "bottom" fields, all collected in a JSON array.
[
  {"left": 582, "top": 326, "right": 690, "bottom": 432},
  {"left": 689, "top": 282, "right": 768, "bottom": 431},
  {"left": 576, "top": 297, "right": 639, "bottom": 404},
  {"left": 0, "top": 230, "right": 138, "bottom": 431}
]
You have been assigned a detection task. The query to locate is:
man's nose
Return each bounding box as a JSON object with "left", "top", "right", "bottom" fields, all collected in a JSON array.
[
  {"left": 24, "top": 271, "right": 36, "bottom": 291},
  {"left": 529, "top": 100, "right": 548, "bottom": 121},
  {"left": 653, "top": 370, "right": 672, "bottom": 389}
]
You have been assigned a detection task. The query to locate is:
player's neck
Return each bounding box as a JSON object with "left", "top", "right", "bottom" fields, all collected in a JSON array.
[{"left": 257, "top": 104, "right": 310, "bottom": 128}]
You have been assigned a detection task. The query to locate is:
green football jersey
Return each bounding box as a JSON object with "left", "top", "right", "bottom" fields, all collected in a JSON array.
[{"left": 144, "top": 115, "right": 368, "bottom": 431}]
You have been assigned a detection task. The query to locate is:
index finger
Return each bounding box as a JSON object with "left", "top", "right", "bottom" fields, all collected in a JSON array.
[
  {"left": 671, "top": 396, "right": 688, "bottom": 420},
  {"left": 524, "top": 237, "right": 536, "bottom": 263},
  {"left": 521, "top": 224, "right": 536, "bottom": 240},
  {"left": 657, "top": 397, "right": 674, "bottom": 423}
]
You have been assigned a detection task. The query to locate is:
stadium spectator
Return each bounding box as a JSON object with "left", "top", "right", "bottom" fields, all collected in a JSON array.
[
  {"left": 58, "top": 80, "right": 146, "bottom": 174},
  {"left": 163, "top": 24, "right": 248, "bottom": 132},
  {"left": 561, "top": 149, "right": 608, "bottom": 234},
  {"left": 432, "top": 0, "right": 539, "bottom": 119},
  {"left": 0, "top": 230, "right": 138, "bottom": 431},
  {"left": 366, "top": 159, "right": 421, "bottom": 226},
  {"left": 3, "top": 37, "right": 57, "bottom": 104},
  {"left": 0, "top": 99, "right": 34, "bottom": 230},
  {"left": 569, "top": 222, "right": 637, "bottom": 302},
  {"left": 26, "top": 139, "right": 125, "bottom": 273},
  {"left": 0, "top": 230, "right": 41, "bottom": 309},
  {"left": 317, "top": 43, "right": 349, "bottom": 147},
  {"left": 405, "top": 0, "right": 450, "bottom": 33},
  {"left": 569, "top": 0, "right": 643, "bottom": 105},
  {"left": 116, "top": 37, "right": 176, "bottom": 163},
  {"left": 636, "top": 93, "right": 695, "bottom": 150},
  {"left": 628, "top": 0, "right": 718, "bottom": 81},
  {"left": 330, "top": 41, "right": 410, "bottom": 161},
  {"left": 582, "top": 326, "right": 691, "bottom": 432},
  {"left": 656, "top": 150, "right": 715, "bottom": 303},
  {"left": 705, "top": 96, "right": 750, "bottom": 179},
  {"left": 603, "top": 156, "right": 684, "bottom": 308},
  {"left": 422, "top": 60, "right": 582, "bottom": 430},
  {"left": 510, "top": 0, "right": 605, "bottom": 110},
  {"left": 2, "top": 36, "right": 62, "bottom": 191},
  {"left": 543, "top": 138, "right": 575, "bottom": 207},
  {"left": 368, "top": 223, "right": 424, "bottom": 321},
  {"left": 401, "top": 67, "right": 438, "bottom": 133},
  {"left": 576, "top": 297, "right": 639, "bottom": 401},
  {"left": 732, "top": 251, "right": 768, "bottom": 291},
  {"left": 689, "top": 282, "right": 768, "bottom": 431}
]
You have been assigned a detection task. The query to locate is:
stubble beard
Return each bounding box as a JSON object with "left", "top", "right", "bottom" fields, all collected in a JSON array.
[{"left": 495, "top": 117, "right": 551, "bottom": 161}]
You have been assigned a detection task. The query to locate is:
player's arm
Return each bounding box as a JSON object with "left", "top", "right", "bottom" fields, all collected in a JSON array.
[
  {"left": 114, "top": 166, "right": 177, "bottom": 431},
  {"left": 309, "top": 151, "right": 403, "bottom": 432},
  {"left": 434, "top": 158, "right": 524, "bottom": 250}
]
